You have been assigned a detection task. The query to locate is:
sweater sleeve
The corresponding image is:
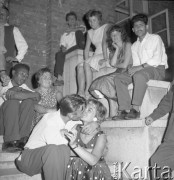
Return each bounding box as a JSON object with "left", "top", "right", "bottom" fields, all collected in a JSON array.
[{"left": 150, "top": 85, "right": 174, "bottom": 121}]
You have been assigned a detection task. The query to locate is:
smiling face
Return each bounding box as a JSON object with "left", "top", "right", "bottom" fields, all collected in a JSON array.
[
  {"left": 38, "top": 72, "right": 52, "bottom": 88},
  {"left": 12, "top": 68, "right": 29, "bottom": 86},
  {"left": 81, "top": 102, "right": 97, "bottom": 123},
  {"left": 132, "top": 20, "right": 148, "bottom": 39},
  {"left": 111, "top": 30, "right": 122, "bottom": 45},
  {"left": 89, "top": 16, "right": 100, "bottom": 30}
]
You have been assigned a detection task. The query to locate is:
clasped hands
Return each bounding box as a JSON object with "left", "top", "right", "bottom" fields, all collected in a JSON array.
[{"left": 128, "top": 65, "right": 143, "bottom": 76}]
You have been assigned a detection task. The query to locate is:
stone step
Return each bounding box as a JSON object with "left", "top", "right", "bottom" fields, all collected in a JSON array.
[
  {"left": 0, "top": 165, "right": 115, "bottom": 180},
  {"left": 0, "top": 161, "right": 15, "bottom": 169},
  {"left": 0, "top": 168, "right": 42, "bottom": 180},
  {"left": 0, "top": 151, "right": 20, "bottom": 162}
]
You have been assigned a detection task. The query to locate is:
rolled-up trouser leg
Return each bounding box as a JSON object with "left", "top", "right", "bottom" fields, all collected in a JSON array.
[{"left": 15, "top": 144, "right": 70, "bottom": 180}]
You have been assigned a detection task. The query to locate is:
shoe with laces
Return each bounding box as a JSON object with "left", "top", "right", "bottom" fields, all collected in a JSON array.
[
  {"left": 124, "top": 108, "right": 140, "bottom": 120},
  {"left": 112, "top": 110, "right": 128, "bottom": 120},
  {"left": 2, "top": 141, "right": 22, "bottom": 153}
]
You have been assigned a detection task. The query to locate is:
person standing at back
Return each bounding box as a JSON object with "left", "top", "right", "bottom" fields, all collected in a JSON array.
[
  {"left": 54, "top": 11, "right": 86, "bottom": 86},
  {"left": 0, "top": 6, "right": 28, "bottom": 86}
]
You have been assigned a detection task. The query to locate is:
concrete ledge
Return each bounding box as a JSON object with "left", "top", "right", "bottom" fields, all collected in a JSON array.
[
  {"left": 101, "top": 119, "right": 167, "bottom": 179},
  {"left": 101, "top": 119, "right": 168, "bottom": 128}
]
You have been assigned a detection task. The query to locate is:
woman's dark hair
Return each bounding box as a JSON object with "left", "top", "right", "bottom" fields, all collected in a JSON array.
[
  {"left": 13, "top": 63, "right": 30, "bottom": 73},
  {"left": 131, "top": 13, "right": 148, "bottom": 26},
  {"left": 107, "top": 24, "right": 130, "bottom": 52},
  {"left": 87, "top": 99, "right": 107, "bottom": 121},
  {"left": 60, "top": 94, "right": 86, "bottom": 116},
  {"left": 66, "top": 11, "right": 77, "bottom": 21},
  {"left": 86, "top": 9, "right": 102, "bottom": 22},
  {"left": 34, "top": 67, "right": 51, "bottom": 87}
]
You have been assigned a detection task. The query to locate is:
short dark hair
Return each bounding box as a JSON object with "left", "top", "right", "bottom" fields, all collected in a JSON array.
[
  {"left": 86, "top": 9, "right": 102, "bottom": 22},
  {"left": 66, "top": 11, "right": 77, "bottom": 21},
  {"left": 107, "top": 24, "right": 130, "bottom": 52},
  {"left": 131, "top": 13, "right": 148, "bottom": 26},
  {"left": 13, "top": 63, "right": 30, "bottom": 73},
  {"left": 87, "top": 99, "right": 107, "bottom": 121},
  {"left": 34, "top": 67, "right": 51, "bottom": 87},
  {"left": 60, "top": 94, "right": 86, "bottom": 116}
]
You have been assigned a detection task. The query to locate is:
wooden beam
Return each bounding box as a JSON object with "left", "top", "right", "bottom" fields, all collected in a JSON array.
[{"left": 115, "top": 7, "right": 129, "bottom": 15}]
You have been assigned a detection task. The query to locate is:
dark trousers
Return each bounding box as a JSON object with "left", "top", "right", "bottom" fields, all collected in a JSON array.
[
  {"left": 15, "top": 144, "right": 70, "bottom": 180},
  {"left": 149, "top": 142, "right": 174, "bottom": 180},
  {"left": 0, "top": 99, "right": 35, "bottom": 142},
  {"left": 54, "top": 30, "right": 85, "bottom": 78},
  {"left": 114, "top": 65, "right": 165, "bottom": 110}
]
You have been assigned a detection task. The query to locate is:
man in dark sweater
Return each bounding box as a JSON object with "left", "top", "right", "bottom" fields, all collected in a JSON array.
[
  {"left": 0, "top": 6, "right": 28, "bottom": 86},
  {"left": 145, "top": 82, "right": 174, "bottom": 180}
]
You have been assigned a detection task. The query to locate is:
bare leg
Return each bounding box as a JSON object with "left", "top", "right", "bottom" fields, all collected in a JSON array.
[
  {"left": 84, "top": 62, "right": 93, "bottom": 97},
  {"left": 108, "top": 99, "right": 118, "bottom": 117},
  {"left": 77, "top": 64, "right": 85, "bottom": 97}
]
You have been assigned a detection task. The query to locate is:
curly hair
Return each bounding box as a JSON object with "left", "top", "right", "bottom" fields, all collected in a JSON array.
[
  {"left": 34, "top": 67, "right": 52, "bottom": 88},
  {"left": 87, "top": 99, "right": 107, "bottom": 122},
  {"left": 107, "top": 24, "right": 130, "bottom": 53}
]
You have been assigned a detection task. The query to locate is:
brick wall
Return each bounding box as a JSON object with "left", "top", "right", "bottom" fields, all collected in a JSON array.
[
  {"left": 9, "top": 0, "right": 48, "bottom": 87},
  {"left": 8, "top": 0, "right": 117, "bottom": 87}
]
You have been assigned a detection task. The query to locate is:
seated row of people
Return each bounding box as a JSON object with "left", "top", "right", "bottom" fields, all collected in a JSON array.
[
  {"left": 0, "top": 64, "right": 62, "bottom": 152},
  {"left": 64, "top": 11, "right": 168, "bottom": 120}
]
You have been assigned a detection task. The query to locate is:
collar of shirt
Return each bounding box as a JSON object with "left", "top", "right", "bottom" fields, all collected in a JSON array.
[{"left": 137, "top": 32, "right": 150, "bottom": 44}]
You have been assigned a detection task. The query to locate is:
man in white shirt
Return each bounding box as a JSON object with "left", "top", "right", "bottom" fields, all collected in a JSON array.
[
  {"left": 114, "top": 13, "right": 168, "bottom": 120},
  {"left": 0, "top": 63, "right": 40, "bottom": 152},
  {"left": 54, "top": 11, "right": 85, "bottom": 86},
  {"left": 15, "top": 94, "right": 87, "bottom": 180},
  {"left": 0, "top": 6, "right": 28, "bottom": 86}
]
